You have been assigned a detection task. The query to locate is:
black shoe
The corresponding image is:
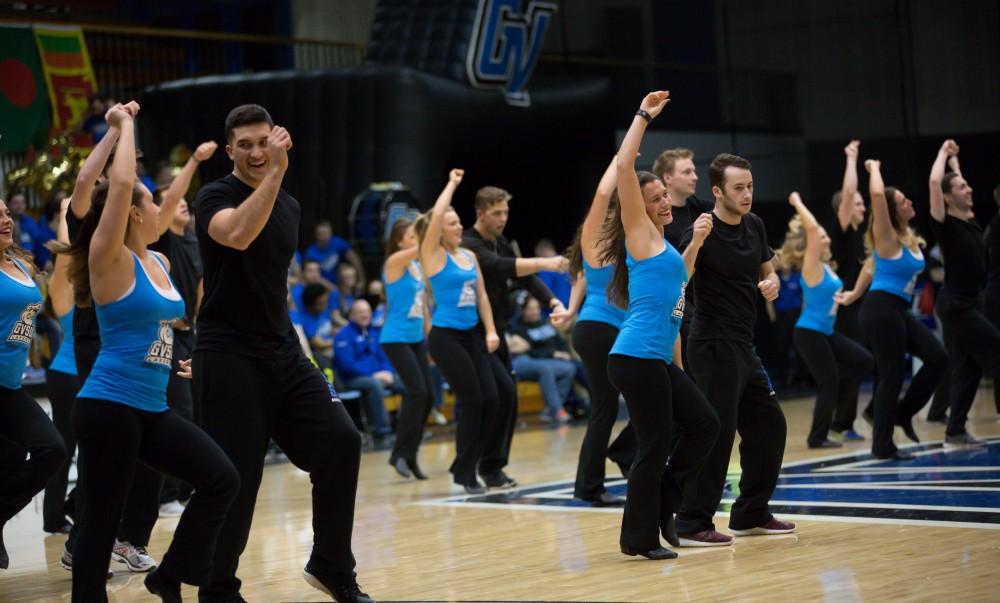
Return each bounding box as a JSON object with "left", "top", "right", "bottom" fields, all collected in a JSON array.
[
  {"left": 1, "top": 526, "right": 8, "bottom": 570},
  {"left": 589, "top": 492, "right": 625, "bottom": 507},
  {"left": 808, "top": 439, "right": 843, "bottom": 449},
  {"left": 481, "top": 471, "right": 518, "bottom": 490},
  {"left": 144, "top": 567, "right": 182, "bottom": 603},
  {"left": 405, "top": 458, "right": 428, "bottom": 480},
  {"left": 303, "top": 568, "right": 373, "bottom": 603},
  {"left": 897, "top": 418, "right": 920, "bottom": 443},
  {"left": 620, "top": 544, "right": 677, "bottom": 560},
  {"left": 876, "top": 450, "right": 914, "bottom": 461},
  {"left": 389, "top": 456, "right": 411, "bottom": 479},
  {"left": 462, "top": 480, "right": 487, "bottom": 495},
  {"left": 659, "top": 511, "right": 679, "bottom": 547},
  {"left": 44, "top": 521, "right": 73, "bottom": 535}
]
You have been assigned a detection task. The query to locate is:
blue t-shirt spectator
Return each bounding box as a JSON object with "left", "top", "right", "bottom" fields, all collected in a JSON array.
[
  {"left": 305, "top": 236, "right": 352, "bottom": 283},
  {"left": 538, "top": 270, "right": 571, "bottom": 311},
  {"left": 774, "top": 269, "right": 803, "bottom": 313},
  {"left": 333, "top": 322, "right": 393, "bottom": 379},
  {"left": 294, "top": 309, "right": 335, "bottom": 349},
  {"left": 33, "top": 220, "right": 56, "bottom": 269}
]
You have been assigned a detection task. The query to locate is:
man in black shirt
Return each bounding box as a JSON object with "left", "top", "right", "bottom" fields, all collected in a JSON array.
[
  {"left": 987, "top": 186, "right": 1000, "bottom": 415},
  {"left": 827, "top": 140, "right": 869, "bottom": 439},
  {"left": 928, "top": 140, "right": 1000, "bottom": 446},
  {"left": 194, "top": 105, "right": 370, "bottom": 602},
  {"left": 461, "top": 186, "right": 568, "bottom": 488},
  {"left": 653, "top": 147, "right": 713, "bottom": 369},
  {"left": 677, "top": 153, "right": 794, "bottom": 546}
]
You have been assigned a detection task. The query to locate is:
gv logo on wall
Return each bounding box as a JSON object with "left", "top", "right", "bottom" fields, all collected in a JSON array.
[{"left": 466, "top": 0, "right": 557, "bottom": 107}]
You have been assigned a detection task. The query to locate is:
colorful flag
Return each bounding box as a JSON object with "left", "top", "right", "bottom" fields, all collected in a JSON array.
[
  {"left": 0, "top": 25, "right": 51, "bottom": 152},
  {"left": 33, "top": 25, "right": 99, "bottom": 131}
]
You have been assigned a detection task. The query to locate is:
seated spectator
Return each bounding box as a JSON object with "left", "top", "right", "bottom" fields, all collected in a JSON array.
[
  {"left": 292, "top": 284, "right": 336, "bottom": 369},
  {"left": 534, "top": 238, "right": 572, "bottom": 316},
  {"left": 304, "top": 220, "right": 365, "bottom": 284},
  {"left": 508, "top": 296, "right": 588, "bottom": 423},
  {"left": 333, "top": 299, "right": 396, "bottom": 447},
  {"left": 8, "top": 192, "right": 37, "bottom": 258},
  {"left": 366, "top": 279, "right": 386, "bottom": 328},
  {"left": 33, "top": 191, "right": 65, "bottom": 270},
  {"left": 330, "top": 263, "right": 364, "bottom": 328},
  {"left": 290, "top": 259, "right": 336, "bottom": 312},
  {"left": 78, "top": 93, "right": 110, "bottom": 143}
]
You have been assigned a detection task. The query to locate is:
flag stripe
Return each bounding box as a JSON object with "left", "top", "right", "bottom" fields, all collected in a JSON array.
[
  {"left": 35, "top": 33, "right": 82, "bottom": 54},
  {"left": 41, "top": 51, "right": 85, "bottom": 70}
]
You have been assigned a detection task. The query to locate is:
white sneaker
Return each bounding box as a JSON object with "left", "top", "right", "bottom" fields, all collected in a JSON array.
[
  {"left": 430, "top": 408, "right": 448, "bottom": 425},
  {"left": 159, "top": 500, "right": 186, "bottom": 517},
  {"left": 111, "top": 539, "right": 157, "bottom": 572}
]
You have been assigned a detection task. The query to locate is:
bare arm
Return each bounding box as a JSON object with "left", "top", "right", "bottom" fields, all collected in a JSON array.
[
  {"left": 473, "top": 257, "right": 499, "bottom": 352},
  {"left": 48, "top": 199, "right": 73, "bottom": 316},
  {"left": 682, "top": 213, "right": 714, "bottom": 279},
  {"left": 207, "top": 127, "right": 291, "bottom": 250},
  {"left": 928, "top": 140, "right": 956, "bottom": 224},
  {"left": 157, "top": 141, "right": 217, "bottom": 236},
  {"left": 581, "top": 156, "right": 618, "bottom": 261},
  {"left": 758, "top": 260, "right": 780, "bottom": 302},
  {"left": 837, "top": 256, "right": 874, "bottom": 306},
  {"left": 838, "top": 140, "right": 860, "bottom": 231},
  {"left": 513, "top": 255, "right": 567, "bottom": 277},
  {"left": 671, "top": 336, "right": 683, "bottom": 369},
  {"left": 70, "top": 116, "right": 121, "bottom": 219},
  {"left": 788, "top": 192, "right": 825, "bottom": 287},
  {"left": 866, "top": 159, "right": 898, "bottom": 258},
  {"left": 617, "top": 92, "right": 671, "bottom": 260},
  {"left": 419, "top": 169, "right": 464, "bottom": 273},
  {"left": 383, "top": 246, "right": 421, "bottom": 282},
  {"left": 947, "top": 153, "right": 962, "bottom": 177},
  {"left": 550, "top": 272, "right": 584, "bottom": 328}
]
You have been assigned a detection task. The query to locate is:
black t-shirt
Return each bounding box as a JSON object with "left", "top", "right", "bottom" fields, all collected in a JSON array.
[
  {"left": 66, "top": 209, "right": 100, "bottom": 346},
  {"left": 664, "top": 195, "right": 713, "bottom": 250},
  {"left": 930, "top": 214, "right": 986, "bottom": 300},
  {"left": 828, "top": 218, "right": 866, "bottom": 290},
  {"left": 195, "top": 173, "right": 300, "bottom": 357},
  {"left": 987, "top": 211, "right": 1000, "bottom": 290},
  {"left": 681, "top": 212, "right": 773, "bottom": 343},
  {"left": 150, "top": 228, "right": 202, "bottom": 324}
]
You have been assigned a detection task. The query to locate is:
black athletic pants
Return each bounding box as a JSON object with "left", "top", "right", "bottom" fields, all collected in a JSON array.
[
  {"left": 859, "top": 291, "right": 948, "bottom": 457},
  {"left": 607, "top": 355, "right": 718, "bottom": 550},
  {"left": 383, "top": 341, "right": 435, "bottom": 463},
  {"left": 71, "top": 398, "right": 238, "bottom": 601},
  {"left": 936, "top": 289, "right": 1000, "bottom": 436},
  {"left": 0, "top": 386, "right": 66, "bottom": 526},
  {"left": 988, "top": 285, "right": 1000, "bottom": 413},
  {"left": 427, "top": 327, "right": 501, "bottom": 486},
  {"left": 832, "top": 300, "right": 867, "bottom": 430},
  {"left": 161, "top": 328, "right": 195, "bottom": 504},
  {"left": 43, "top": 368, "right": 79, "bottom": 531},
  {"left": 193, "top": 347, "right": 362, "bottom": 601},
  {"left": 793, "top": 328, "right": 874, "bottom": 446},
  {"left": 478, "top": 335, "right": 518, "bottom": 478},
  {"left": 677, "top": 339, "right": 786, "bottom": 533},
  {"left": 572, "top": 320, "right": 636, "bottom": 500}
]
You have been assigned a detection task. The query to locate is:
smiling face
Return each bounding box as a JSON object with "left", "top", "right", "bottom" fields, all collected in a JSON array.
[
  {"left": 641, "top": 178, "right": 673, "bottom": 226},
  {"left": 715, "top": 167, "right": 754, "bottom": 216},
  {"left": 850, "top": 192, "right": 866, "bottom": 225},
  {"left": 130, "top": 182, "right": 160, "bottom": 246},
  {"left": 893, "top": 188, "right": 915, "bottom": 224},
  {"left": 226, "top": 122, "right": 273, "bottom": 187},
  {"left": 442, "top": 210, "right": 464, "bottom": 248},
  {"left": 400, "top": 223, "right": 417, "bottom": 250},
  {"left": 0, "top": 200, "right": 13, "bottom": 252},
  {"left": 172, "top": 198, "right": 191, "bottom": 229},
  {"left": 943, "top": 175, "right": 974, "bottom": 212}
]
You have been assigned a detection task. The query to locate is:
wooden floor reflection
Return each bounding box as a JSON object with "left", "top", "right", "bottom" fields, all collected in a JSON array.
[{"left": 2, "top": 387, "right": 998, "bottom": 602}]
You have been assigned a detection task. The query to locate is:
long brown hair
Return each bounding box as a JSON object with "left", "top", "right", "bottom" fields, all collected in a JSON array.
[
  {"left": 385, "top": 217, "right": 413, "bottom": 257},
  {"left": 598, "top": 171, "right": 660, "bottom": 308},
  {"left": 864, "top": 186, "right": 925, "bottom": 255},
  {"left": 567, "top": 191, "right": 620, "bottom": 282}
]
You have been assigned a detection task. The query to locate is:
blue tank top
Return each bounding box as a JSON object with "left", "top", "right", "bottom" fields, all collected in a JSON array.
[
  {"left": 78, "top": 253, "right": 185, "bottom": 412},
  {"left": 795, "top": 265, "right": 842, "bottom": 335},
  {"left": 49, "top": 308, "right": 77, "bottom": 376},
  {"left": 381, "top": 261, "right": 425, "bottom": 344},
  {"left": 610, "top": 241, "right": 687, "bottom": 364},
  {"left": 0, "top": 258, "right": 43, "bottom": 389},
  {"left": 871, "top": 246, "right": 924, "bottom": 302},
  {"left": 429, "top": 250, "right": 479, "bottom": 330},
  {"left": 578, "top": 261, "right": 625, "bottom": 329}
]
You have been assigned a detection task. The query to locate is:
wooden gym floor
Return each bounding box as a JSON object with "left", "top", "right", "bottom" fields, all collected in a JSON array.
[{"left": 2, "top": 386, "right": 998, "bottom": 602}]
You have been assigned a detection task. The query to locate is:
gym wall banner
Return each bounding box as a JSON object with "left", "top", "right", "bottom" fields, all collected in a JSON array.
[
  {"left": 33, "top": 25, "right": 99, "bottom": 131},
  {"left": 0, "top": 25, "right": 51, "bottom": 152}
]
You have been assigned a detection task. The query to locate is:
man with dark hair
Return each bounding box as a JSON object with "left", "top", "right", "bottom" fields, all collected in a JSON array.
[
  {"left": 194, "top": 104, "right": 370, "bottom": 602},
  {"left": 677, "top": 153, "right": 794, "bottom": 547},
  {"left": 462, "top": 185, "right": 569, "bottom": 489},
  {"left": 988, "top": 185, "right": 1000, "bottom": 416},
  {"left": 928, "top": 140, "right": 1000, "bottom": 446}
]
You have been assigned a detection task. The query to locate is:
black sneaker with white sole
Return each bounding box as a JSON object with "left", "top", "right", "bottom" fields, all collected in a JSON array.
[
  {"left": 59, "top": 546, "right": 113, "bottom": 579},
  {"left": 481, "top": 471, "right": 518, "bottom": 490},
  {"left": 303, "top": 564, "right": 374, "bottom": 603}
]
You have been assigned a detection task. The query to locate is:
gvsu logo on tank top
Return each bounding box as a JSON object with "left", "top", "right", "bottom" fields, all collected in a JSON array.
[
  {"left": 408, "top": 290, "right": 426, "bottom": 319},
  {"left": 458, "top": 279, "right": 477, "bottom": 307},
  {"left": 671, "top": 282, "right": 687, "bottom": 319},
  {"left": 145, "top": 320, "right": 174, "bottom": 367},
  {"left": 465, "top": 0, "right": 557, "bottom": 107},
  {"left": 7, "top": 302, "right": 42, "bottom": 345}
]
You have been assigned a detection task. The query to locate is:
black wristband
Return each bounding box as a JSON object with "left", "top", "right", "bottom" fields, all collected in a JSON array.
[{"left": 635, "top": 109, "right": 652, "bottom": 124}]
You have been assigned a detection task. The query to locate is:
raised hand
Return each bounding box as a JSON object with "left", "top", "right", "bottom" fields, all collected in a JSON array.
[
  {"left": 788, "top": 191, "right": 804, "bottom": 207},
  {"left": 104, "top": 103, "right": 132, "bottom": 128},
  {"left": 691, "top": 212, "right": 713, "bottom": 245},
  {"left": 266, "top": 126, "right": 291, "bottom": 172},
  {"left": 639, "top": 91, "right": 671, "bottom": 120},
  {"left": 864, "top": 159, "right": 880, "bottom": 174},
  {"left": 449, "top": 168, "right": 465, "bottom": 185},
  {"left": 844, "top": 140, "right": 860, "bottom": 160},
  {"left": 193, "top": 141, "right": 219, "bottom": 162}
]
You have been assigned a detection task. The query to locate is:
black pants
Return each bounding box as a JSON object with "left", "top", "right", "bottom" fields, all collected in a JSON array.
[
  {"left": 677, "top": 339, "right": 786, "bottom": 533},
  {"left": 936, "top": 289, "right": 1000, "bottom": 436},
  {"left": 161, "top": 329, "right": 195, "bottom": 504},
  {"left": 478, "top": 334, "right": 518, "bottom": 478},
  {"left": 793, "top": 328, "right": 874, "bottom": 446},
  {"left": 427, "top": 327, "right": 501, "bottom": 486},
  {"left": 833, "top": 299, "right": 866, "bottom": 429},
  {"left": 607, "top": 355, "right": 718, "bottom": 550},
  {"left": 572, "top": 320, "right": 636, "bottom": 500},
  {"left": 988, "top": 285, "right": 1000, "bottom": 413},
  {"left": 71, "top": 398, "right": 238, "bottom": 601},
  {"left": 0, "top": 386, "right": 66, "bottom": 525},
  {"left": 193, "top": 347, "right": 361, "bottom": 601},
  {"left": 43, "top": 369, "right": 80, "bottom": 531},
  {"left": 859, "top": 291, "right": 949, "bottom": 457},
  {"left": 383, "top": 341, "right": 435, "bottom": 462}
]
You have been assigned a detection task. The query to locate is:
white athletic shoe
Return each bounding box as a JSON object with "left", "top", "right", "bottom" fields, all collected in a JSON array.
[
  {"left": 111, "top": 539, "right": 157, "bottom": 572},
  {"left": 159, "top": 500, "right": 186, "bottom": 517}
]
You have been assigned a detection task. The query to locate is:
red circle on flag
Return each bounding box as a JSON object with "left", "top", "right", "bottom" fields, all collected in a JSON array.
[{"left": 0, "top": 59, "right": 37, "bottom": 108}]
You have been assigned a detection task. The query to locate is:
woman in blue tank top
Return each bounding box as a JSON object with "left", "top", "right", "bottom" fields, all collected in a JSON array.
[
  {"left": 780, "top": 192, "right": 873, "bottom": 450},
  {"left": 849, "top": 159, "right": 947, "bottom": 460},
  {"left": 57, "top": 103, "right": 238, "bottom": 601},
  {"left": 0, "top": 196, "right": 67, "bottom": 570},
  {"left": 553, "top": 156, "right": 636, "bottom": 506},
  {"left": 381, "top": 214, "right": 434, "bottom": 480},
  {"left": 600, "top": 92, "right": 719, "bottom": 560},
  {"left": 416, "top": 168, "right": 504, "bottom": 494}
]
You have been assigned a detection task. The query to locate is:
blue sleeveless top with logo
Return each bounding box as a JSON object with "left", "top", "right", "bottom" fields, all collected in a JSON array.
[
  {"left": 49, "top": 308, "right": 78, "bottom": 376},
  {"left": 610, "top": 240, "right": 687, "bottom": 364},
  {"left": 381, "top": 261, "right": 426, "bottom": 344},
  {"left": 871, "top": 246, "right": 924, "bottom": 302},
  {"left": 578, "top": 261, "right": 625, "bottom": 329},
  {"left": 795, "top": 265, "right": 843, "bottom": 336},
  {"left": 429, "top": 250, "right": 479, "bottom": 330},
  {"left": 0, "top": 258, "right": 43, "bottom": 389},
  {"left": 78, "top": 253, "right": 184, "bottom": 412}
]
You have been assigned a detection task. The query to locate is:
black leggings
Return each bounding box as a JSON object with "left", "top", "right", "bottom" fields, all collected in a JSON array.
[
  {"left": 427, "top": 326, "right": 501, "bottom": 486},
  {"left": 43, "top": 369, "right": 80, "bottom": 531},
  {"left": 793, "top": 328, "right": 874, "bottom": 446},
  {"left": 383, "top": 341, "right": 435, "bottom": 463},
  {"left": 607, "top": 355, "right": 719, "bottom": 550},
  {"left": 161, "top": 328, "right": 195, "bottom": 504},
  {"left": 859, "top": 291, "right": 948, "bottom": 457},
  {"left": 0, "top": 386, "right": 66, "bottom": 525},
  {"left": 72, "top": 398, "right": 239, "bottom": 601},
  {"left": 572, "top": 320, "right": 636, "bottom": 500}
]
